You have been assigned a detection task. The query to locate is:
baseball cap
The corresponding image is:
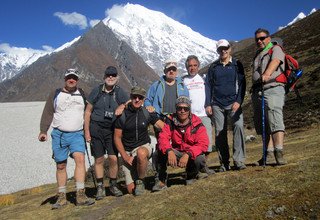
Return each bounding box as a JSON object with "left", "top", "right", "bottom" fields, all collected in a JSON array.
[
  {"left": 164, "top": 58, "right": 177, "bottom": 71},
  {"left": 216, "top": 39, "right": 230, "bottom": 50},
  {"left": 65, "top": 69, "right": 79, "bottom": 78},
  {"left": 131, "top": 86, "right": 146, "bottom": 97},
  {"left": 175, "top": 96, "right": 191, "bottom": 107},
  {"left": 104, "top": 66, "right": 118, "bottom": 76}
]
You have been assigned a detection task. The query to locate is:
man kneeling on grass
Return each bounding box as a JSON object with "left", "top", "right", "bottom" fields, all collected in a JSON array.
[
  {"left": 114, "top": 86, "right": 164, "bottom": 196},
  {"left": 152, "top": 96, "right": 211, "bottom": 191}
]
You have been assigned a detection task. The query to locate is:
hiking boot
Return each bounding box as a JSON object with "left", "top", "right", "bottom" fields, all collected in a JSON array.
[
  {"left": 52, "top": 192, "right": 67, "bottom": 209},
  {"left": 152, "top": 180, "right": 167, "bottom": 192},
  {"left": 134, "top": 180, "right": 145, "bottom": 196},
  {"left": 234, "top": 162, "right": 247, "bottom": 170},
  {"left": 219, "top": 164, "right": 231, "bottom": 172},
  {"left": 76, "top": 189, "right": 95, "bottom": 206},
  {"left": 95, "top": 185, "right": 106, "bottom": 200},
  {"left": 109, "top": 185, "right": 123, "bottom": 197},
  {"left": 254, "top": 151, "right": 276, "bottom": 166},
  {"left": 200, "top": 165, "right": 215, "bottom": 175},
  {"left": 274, "top": 149, "right": 287, "bottom": 165}
]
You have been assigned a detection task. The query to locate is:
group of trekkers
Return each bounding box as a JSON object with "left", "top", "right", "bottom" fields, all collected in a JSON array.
[{"left": 38, "top": 28, "right": 287, "bottom": 209}]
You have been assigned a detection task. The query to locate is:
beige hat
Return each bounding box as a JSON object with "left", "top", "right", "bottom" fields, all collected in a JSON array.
[{"left": 164, "top": 58, "right": 177, "bottom": 70}]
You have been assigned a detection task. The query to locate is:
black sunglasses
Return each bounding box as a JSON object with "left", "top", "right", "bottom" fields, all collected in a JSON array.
[
  {"left": 255, "top": 36, "right": 268, "bottom": 42},
  {"left": 131, "top": 94, "right": 144, "bottom": 100},
  {"left": 176, "top": 106, "right": 190, "bottom": 112},
  {"left": 65, "top": 75, "right": 79, "bottom": 81},
  {"left": 105, "top": 73, "right": 117, "bottom": 78},
  {"left": 165, "top": 66, "right": 177, "bottom": 73},
  {"left": 217, "top": 46, "right": 230, "bottom": 52}
]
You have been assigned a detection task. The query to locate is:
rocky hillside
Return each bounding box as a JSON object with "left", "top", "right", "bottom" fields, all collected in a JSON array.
[{"left": 213, "top": 10, "right": 320, "bottom": 129}]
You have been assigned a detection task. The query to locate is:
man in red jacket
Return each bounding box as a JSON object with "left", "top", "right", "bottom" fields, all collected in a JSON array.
[{"left": 153, "top": 96, "right": 210, "bottom": 191}]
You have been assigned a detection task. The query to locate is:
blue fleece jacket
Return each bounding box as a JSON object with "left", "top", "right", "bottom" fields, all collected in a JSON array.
[{"left": 144, "top": 76, "right": 189, "bottom": 114}]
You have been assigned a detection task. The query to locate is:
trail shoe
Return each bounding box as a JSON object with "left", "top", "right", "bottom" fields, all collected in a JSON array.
[
  {"left": 76, "top": 189, "right": 95, "bottom": 206},
  {"left": 152, "top": 180, "right": 168, "bottom": 192},
  {"left": 134, "top": 180, "right": 145, "bottom": 196},
  {"left": 254, "top": 151, "right": 276, "bottom": 166},
  {"left": 266, "top": 151, "right": 276, "bottom": 164},
  {"left": 52, "top": 192, "right": 67, "bottom": 209},
  {"left": 219, "top": 164, "right": 231, "bottom": 172},
  {"left": 197, "top": 172, "right": 209, "bottom": 180},
  {"left": 95, "top": 185, "right": 106, "bottom": 200},
  {"left": 109, "top": 185, "right": 123, "bottom": 197},
  {"left": 234, "top": 162, "right": 247, "bottom": 170},
  {"left": 200, "top": 165, "right": 215, "bottom": 175},
  {"left": 274, "top": 149, "right": 287, "bottom": 165}
]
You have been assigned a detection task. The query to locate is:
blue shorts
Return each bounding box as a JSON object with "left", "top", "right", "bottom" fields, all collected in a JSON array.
[{"left": 51, "top": 128, "right": 86, "bottom": 163}]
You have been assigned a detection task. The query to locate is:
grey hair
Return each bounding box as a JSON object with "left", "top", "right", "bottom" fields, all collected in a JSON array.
[{"left": 185, "top": 55, "right": 200, "bottom": 70}]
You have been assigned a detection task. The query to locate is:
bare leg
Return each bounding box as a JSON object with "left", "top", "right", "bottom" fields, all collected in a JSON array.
[
  {"left": 108, "top": 155, "right": 118, "bottom": 179},
  {"left": 136, "top": 147, "right": 149, "bottom": 179},
  {"left": 73, "top": 152, "right": 86, "bottom": 183},
  {"left": 94, "top": 156, "right": 105, "bottom": 179}
]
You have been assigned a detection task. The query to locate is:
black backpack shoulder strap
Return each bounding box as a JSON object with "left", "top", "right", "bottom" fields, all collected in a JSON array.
[
  {"left": 113, "top": 85, "right": 121, "bottom": 105},
  {"left": 142, "top": 107, "right": 151, "bottom": 121},
  {"left": 78, "top": 88, "right": 87, "bottom": 106},
  {"left": 53, "top": 88, "right": 62, "bottom": 101},
  {"left": 92, "top": 84, "right": 104, "bottom": 106}
]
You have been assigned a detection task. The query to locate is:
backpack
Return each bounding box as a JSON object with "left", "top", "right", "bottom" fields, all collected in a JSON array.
[
  {"left": 92, "top": 84, "right": 122, "bottom": 106},
  {"left": 53, "top": 88, "right": 86, "bottom": 111},
  {"left": 267, "top": 42, "right": 303, "bottom": 94}
]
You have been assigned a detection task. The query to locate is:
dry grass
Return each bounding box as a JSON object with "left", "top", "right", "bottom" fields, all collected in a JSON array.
[{"left": 0, "top": 125, "right": 319, "bottom": 219}]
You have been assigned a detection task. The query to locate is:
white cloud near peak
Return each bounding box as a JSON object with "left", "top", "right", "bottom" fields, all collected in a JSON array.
[
  {"left": 54, "top": 12, "right": 88, "bottom": 29},
  {"left": 89, "top": 19, "right": 101, "bottom": 27}
]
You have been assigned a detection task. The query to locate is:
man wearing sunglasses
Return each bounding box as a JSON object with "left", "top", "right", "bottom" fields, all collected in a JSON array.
[
  {"left": 144, "top": 59, "right": 189, "bottom": 191},
  {"left": 114, "top": 86, "right": 164, "bottom": 196},
  {"left": 252, "top": 28, "right": 286, "bottom": 166},
  {"left": 156, "top": 96, "right": 209, "bottom": 187},
  {"left": 205, "top": 39, "right": 246, "bottom": 172},
  {"left": 39, "top": 68, "right": 95, "bottom": 209},
  {"left": 84, "top": 66, "right": 129, "bottom": 200}
]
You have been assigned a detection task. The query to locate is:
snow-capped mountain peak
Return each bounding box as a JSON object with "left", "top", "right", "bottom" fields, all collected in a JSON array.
[
  {"left": 103, "top": 3, "right": 218, "bottom": 76},
  {"left": 278, "top": 8, "right": 317, "bottom": 31},
  {"left": 0, "top": 36, "right": 80, "bottom": 82}
]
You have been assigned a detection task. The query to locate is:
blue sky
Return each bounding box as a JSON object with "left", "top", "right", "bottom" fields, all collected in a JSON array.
[{"left": 0, "top": 0, "right": 318, "bottom": 50}]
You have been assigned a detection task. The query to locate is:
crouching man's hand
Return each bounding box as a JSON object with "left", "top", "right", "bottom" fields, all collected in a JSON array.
[{"left": 178, "top": 153, "right": 190, "bottom": 168}]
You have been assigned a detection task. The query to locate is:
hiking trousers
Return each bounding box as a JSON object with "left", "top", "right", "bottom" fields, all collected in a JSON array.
[
  {"left": 212, "top": 105, "right": 246, "bottom": 166},
  {"left": 158, "top": 149, "right": 206, "bottom": 182}
]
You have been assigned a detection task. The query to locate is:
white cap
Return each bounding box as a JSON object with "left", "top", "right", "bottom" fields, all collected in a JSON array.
[
  {"left": 216, "top": 39, "right": 230, "bottom": 49},
  {"left": 65, "top": 68, "right": 79, "bottom": 78}
]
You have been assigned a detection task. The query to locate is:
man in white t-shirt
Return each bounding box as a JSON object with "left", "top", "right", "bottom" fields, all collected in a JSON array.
[
  {"left": 183, "top": 55, "right": 215, "bottom": 175},
  {"left": 38, "top": 69, "right": 95, "bottom": 209}
]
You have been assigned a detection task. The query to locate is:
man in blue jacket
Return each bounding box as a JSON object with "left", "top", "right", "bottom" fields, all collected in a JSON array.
[
  {"left": 205, "top": 39, "right": 246, "bottom": 172},
  {"left": 144, "top": 59, "right": 189, "bottom": 191}
]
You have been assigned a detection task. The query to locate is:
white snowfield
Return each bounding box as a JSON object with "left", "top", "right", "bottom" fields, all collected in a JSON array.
[{"left": 0, "top": 102, "right": 157, "bottom": 195}]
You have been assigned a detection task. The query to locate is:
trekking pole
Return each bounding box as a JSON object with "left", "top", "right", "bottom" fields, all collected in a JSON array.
[
  {"left": 84, "top": 140, "right": 97, "bottom": 188},
  {"left": 261, "top": 81, "right": 267, "bottom": 168}
]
